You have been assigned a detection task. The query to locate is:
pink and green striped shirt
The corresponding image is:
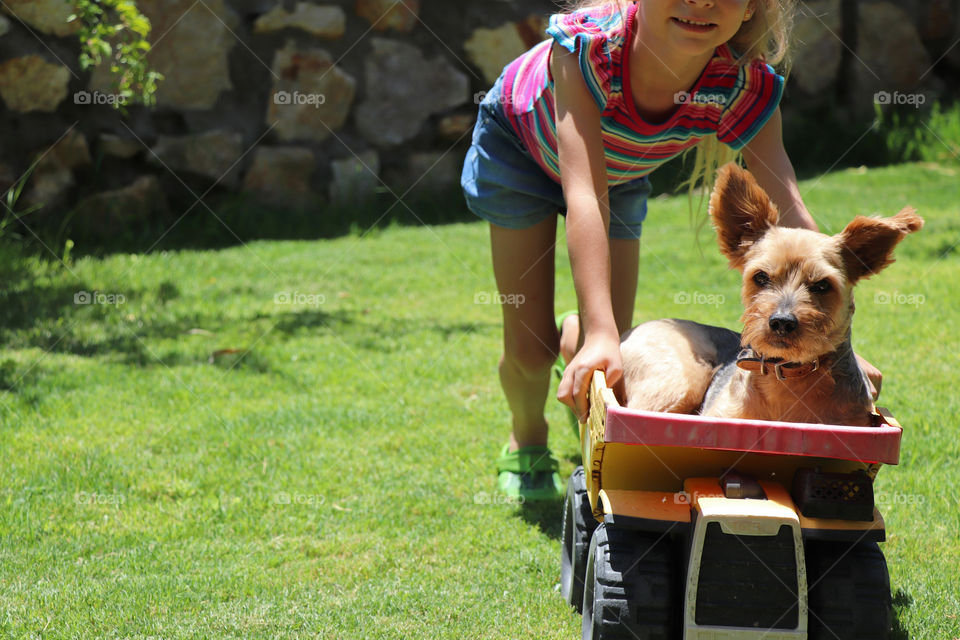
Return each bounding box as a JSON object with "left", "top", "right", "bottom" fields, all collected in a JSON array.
[{"left": 498, "top": 2, "right": 784, "bottom": 185}]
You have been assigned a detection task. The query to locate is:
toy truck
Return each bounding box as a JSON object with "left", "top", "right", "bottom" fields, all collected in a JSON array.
[{"left": 561, "top": 371, "right": 901, "bottom": 640}]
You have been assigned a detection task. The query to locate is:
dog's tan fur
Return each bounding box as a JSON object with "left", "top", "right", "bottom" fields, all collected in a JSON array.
[
  {"left": 621, "top": 163, "right": 923, "bottom": 425},
  {"left": 620, "top": 319, "right": 727, "bottom": 414}
]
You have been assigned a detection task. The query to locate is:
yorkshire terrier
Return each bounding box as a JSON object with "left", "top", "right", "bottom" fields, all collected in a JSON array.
[{"left": 620, "top": 163, "right": 923, "bottom": 426}]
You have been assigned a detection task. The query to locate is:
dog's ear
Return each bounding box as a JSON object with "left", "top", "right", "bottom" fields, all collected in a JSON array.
[
  {"left": 838, "top": 207, "right": 924, "bottom": 282},
  {"left": 709, "top": 163, "right": 779, "bottom": 270}
]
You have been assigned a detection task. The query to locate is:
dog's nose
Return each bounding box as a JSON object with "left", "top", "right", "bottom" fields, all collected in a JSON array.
[{"left": 769, "top": 312, "right": 798, "bottom": 336}]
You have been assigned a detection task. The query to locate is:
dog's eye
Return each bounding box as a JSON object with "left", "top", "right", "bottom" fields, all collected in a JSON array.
[
  {"left": 752, "top": 271, "right": 770, "bottom": 287},
  {"left": 809, "top": 279, "right": 831, "bottom": 294}
]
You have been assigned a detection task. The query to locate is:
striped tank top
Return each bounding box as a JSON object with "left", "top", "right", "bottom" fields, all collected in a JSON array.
[{"left": 497, "top": 2, "right": 784, "bottom": 185}]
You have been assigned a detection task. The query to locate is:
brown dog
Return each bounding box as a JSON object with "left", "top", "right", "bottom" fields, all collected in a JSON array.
[{"left": 620, "top": 163, "right": 923, "bottom": 426}]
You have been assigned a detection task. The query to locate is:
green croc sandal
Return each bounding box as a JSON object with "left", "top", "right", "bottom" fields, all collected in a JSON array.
[
  {"left": 496, "top": 444, "right": 564, "bottom": 502},
  {"left": 554, "top": 310, "right": 581, "bottom": 438}
]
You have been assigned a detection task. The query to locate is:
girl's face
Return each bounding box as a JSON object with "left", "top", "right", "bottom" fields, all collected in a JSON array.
[{"left": 638, "top": 0, "right": 753, "bottom": 57}]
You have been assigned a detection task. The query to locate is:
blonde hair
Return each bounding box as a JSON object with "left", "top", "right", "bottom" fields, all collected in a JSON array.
[
  {"left": 565, "top": 0, "right": 796, "bottom": 219},
  {"left": 683, "top": 0, "right": 794, "bottom": 222}
]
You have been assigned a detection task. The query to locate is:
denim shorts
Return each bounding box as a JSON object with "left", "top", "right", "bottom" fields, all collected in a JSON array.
[{"left": 460, "top": 77, "right": 652, "bottom": 240}]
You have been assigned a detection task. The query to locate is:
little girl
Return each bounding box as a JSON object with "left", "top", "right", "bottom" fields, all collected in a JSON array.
[{"left": 461, "top": 0, "right": 874, "bottom": 500}]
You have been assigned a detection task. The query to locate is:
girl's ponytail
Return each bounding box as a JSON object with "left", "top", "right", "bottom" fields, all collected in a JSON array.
[{"left": 730, "top": 0, "right": 795, "bottom": 72}]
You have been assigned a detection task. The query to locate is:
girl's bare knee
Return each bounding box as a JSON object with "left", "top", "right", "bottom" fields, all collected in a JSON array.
[{"left": 501, "top": 331, "right": 559, "bottom": 380}]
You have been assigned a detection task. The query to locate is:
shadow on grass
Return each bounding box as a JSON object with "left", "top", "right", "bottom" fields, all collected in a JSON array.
[
  {"left": 0, "top": 261, "right": 351, "bottom": 371},
  {"left": 891, "top": 589, "right": 912, "bottom": 640},
  {"left": 0, "top": 281, "right": 90, "bottom": 332},
  {"left": 17, "top": 186, "right": 481, "bottom": 259},
  {"left": 1, "top": 305, "right": 352, "bottom": 369},
  {"left": 0, "top": 269, "right": 497, "bottom": 388},
  {"left": 519, "top": 496, "right": 564, "bottom": 541}
]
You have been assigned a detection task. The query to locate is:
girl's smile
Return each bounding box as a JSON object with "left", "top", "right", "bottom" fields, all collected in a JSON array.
[
  {"left": 669, "top": 15, "right": 719, "bottom": 34},
  {"left": 637, "top": 0, "right": 752, "bottom": 57}
]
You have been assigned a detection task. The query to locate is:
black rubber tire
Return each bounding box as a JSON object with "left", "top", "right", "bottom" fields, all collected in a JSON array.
[
  {"left": 561, "top": 466, "right": 598, "bottom": 612},
  {"left": 582, "top": 523, "right": 678, "bottom": 640},
  {"left": 806, "top": 540, "right": 892, "bottom": 640}
]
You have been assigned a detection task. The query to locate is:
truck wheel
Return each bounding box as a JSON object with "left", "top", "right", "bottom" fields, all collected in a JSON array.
[
  {"left": 561, "top": 466, "right": 598, "bottom": 612},
  {"left": 582, "top": 523, "right": 678, "bottom": 640},
  {"left": 806, "top": 540, "right": 891, "bottom": 640}
]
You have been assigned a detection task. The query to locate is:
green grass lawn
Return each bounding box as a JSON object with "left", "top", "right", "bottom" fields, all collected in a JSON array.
[{"left": 1, "top": 162, "right": 958, "bottom": 639}]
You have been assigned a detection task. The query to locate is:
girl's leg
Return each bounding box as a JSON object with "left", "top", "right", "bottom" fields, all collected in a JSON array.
[
  {"left": 610, "top": 237, "right": 640, "bottom": 333},
  {"left": 489, "top": 216, "right": 560, "bottom": 451},
  {"left": 558, "top": 237, "right": 640, "bottom": 363}
]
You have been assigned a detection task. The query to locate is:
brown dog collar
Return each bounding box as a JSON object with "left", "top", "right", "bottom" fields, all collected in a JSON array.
[{"left": 736, "top": 348, "right": 820, "bottom": 381}]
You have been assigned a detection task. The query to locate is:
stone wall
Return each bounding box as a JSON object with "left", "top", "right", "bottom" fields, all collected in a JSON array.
[{"left": 0, "top": 0, "right": 957, "bottom": 235}]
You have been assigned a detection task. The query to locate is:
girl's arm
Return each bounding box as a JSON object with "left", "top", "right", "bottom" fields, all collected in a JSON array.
[
  {"left": 551, "top": 42, "right": 623, "bottom": 419},
  {"left": 741, "top": 107, "right": 818, "bottom": 231}
]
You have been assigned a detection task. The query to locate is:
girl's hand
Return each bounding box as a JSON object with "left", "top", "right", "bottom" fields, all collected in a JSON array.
[{"left": 557, "top": 330, "right": 623, "bottom": 422}]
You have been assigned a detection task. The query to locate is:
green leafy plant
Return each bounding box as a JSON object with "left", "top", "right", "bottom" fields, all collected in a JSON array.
[
  {"left": 70, "top": 0, "right": 163, "bottom": 109},
  {"left": 915, "top": 102, "right": 960, "bottom": 164},
  {"left": 0, "top": 161, "right": 43, "bottom": 243},
  {"left": 879, "top": 101, "right": 960, "bottom": 165}
]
